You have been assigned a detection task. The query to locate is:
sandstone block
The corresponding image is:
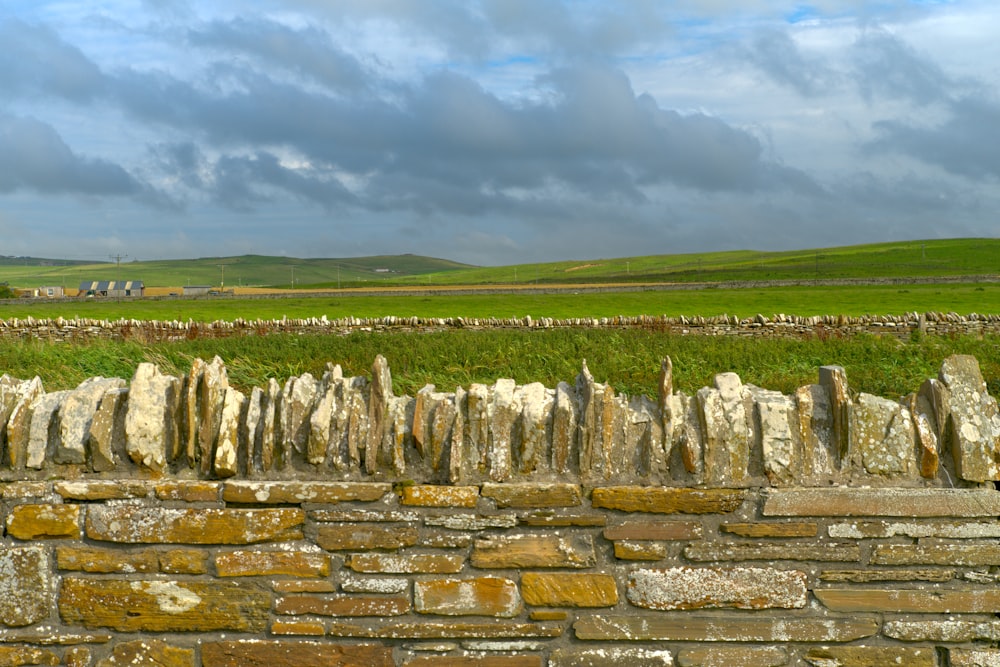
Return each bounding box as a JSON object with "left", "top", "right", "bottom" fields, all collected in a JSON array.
[
  {"left": 213, "top": 386, "right": 245, "bottom": 477},
  {"left": 95, "top": 640, "right": 194, "bottom": 667},
  {"left": 201, "top": 640, "right": 393, "bottom": 667},
  {"left": 604, "top": 520, "right": 702, "bottom": 541},
  {"left": 159, "top": 549, "right": 208, "bottom": 574},
  {"left": 316, "top": 524, "right": 419, "bottom": 551},
  {"left": 848, "top": 392, "right": 916, "bottom": 477},
  {"left": 721, "top": 522, "right": 817, "bottom": 538},
  {"left": 215, "top": 550, "right": 330, "bottom": 577},
  {"left": 591, "top": 487, "right": 745, "bottom": 514},
  {"left": 872, "top": 544, "right": 1000, "bottom": 566},
  {"left": 819, "top": 569, "right": 952, "bottom": 583},
  {"left": 223, "top": 481, "right": 390, "bottom": 504},
  {"left": 406, "top": 658, "right": 541, "bottom": 667},
  {"left": 614, "top": 541, "right": 668, "bottom": 560},
  {"left": 678, "top": 647, "right": 787, "bottom": 667},
  {"left": 345, "top": 553, "right": 464, "bottom": 574},
  {"left": 0, "top": 546, "right": 50, "bottom": 626},
  {"left": 400, "top": 485, "right": 479, "bottom": 508},
  {"left": 59, "top": 578, "right": 269, "bottom": 632},
  {"left": 424, "top": 514, "right": 518, "bottom": 530},
  {"left": 549, "top": 648, "right": 673, "bottom": 667},
  {"left": 764, "top": 488, "right": 1000, "bottom": 517},
  {"left": 332, "top": 621, "right": 561, "bottom": 639},
  {"left": 124, "top": 362, "right": 180, "bottom": 471},
  {"left": 756, "top": 391, "right": 798, "bottom": 486},
  {"left": 56, "top": 545, "right": 158, "bottom": 573},
  {"left": 88, "top": 386, "right": 126, "bottom": 472},
  {"left": 885, "top": 619, "right": 1000, "bottom": 642},
  {"left": 271, "top": 620, "right": 327, "bottom": 636},
  {"left": 628, "top": 567, "right": 807, "bottom": 610},
  {"left": 85, "top": 506, "right": 304, "bottom": 543},
  {"left": 6, "top": 503, "right": 80, "bottom": 539},
  {"left": 274, "top": 580, "right": 337, "bottom": 593},
  {"left": 684, "top": 542, "right": 859, "bottom": 562},
  {"left": 521, "top": 572, "right": 618, "bottom": 608},
  {"left": 25, "top": 390, "right": 70, "bottom": 469},
  {"left": 520, "top": 514, "right": 606, "bottom": 527},
  {"left": 55, "top": 480, "right": 149, "bottom": 500},
  {"left": 154, "top": 481, "right": 221, "bottom": 502},
  {"left": 415, "top": 577, "right": 521, "bottom": 617},
  {"left": 58, "top": 377, "right": 125, "bottom": 465},
  {"left": 275, "top": 594, "right": 409, "bottom": 616},
  {"left": 0, "top": 648, "right": 59, "bottom": 666},
  {"left": 574, "top": 615, "right": 877, "bottom": 642},
  {"left": 815, "top": 588, "right": 1000, "bottom": 613},
  {"left": 803, "top": 647, "right": 936, "bottom": 667},
  {"left": 950, "top": 650, "right": 1000, "bottom": 667},
  {"left": 939, "top": 354, "right": 1000, "bottom": 482},
  {"left": 472, "top": 534, "right": 595, "bottom": 569},
  {"left": 481, "top": 483, "right": 581, "bottom": 508}
]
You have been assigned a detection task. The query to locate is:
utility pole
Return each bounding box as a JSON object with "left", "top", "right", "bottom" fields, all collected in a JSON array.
[
  {"left": 216, "top": 264, "right": 226, "bottom": 290},
  {"left": 110, "top": 253, "right": 127, "bottom": 301}
]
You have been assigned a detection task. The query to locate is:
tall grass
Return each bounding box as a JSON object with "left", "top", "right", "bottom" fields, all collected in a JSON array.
[{"left": 2, "top": 330, "right": 998, "bottom": 400}]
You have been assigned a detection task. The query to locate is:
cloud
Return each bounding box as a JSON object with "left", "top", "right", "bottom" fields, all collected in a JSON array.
[
  {"left": 0, "top": 18, "right": 105, "bottom": 101},
  {"left": 743, "top": 28, "right": 839, "bottom": 97},
  {"left": 853, "top": 28, "right": 957, "bottom": 105},
  {"left": 0, "top": 113, "right": 141, "bottom": 196}
]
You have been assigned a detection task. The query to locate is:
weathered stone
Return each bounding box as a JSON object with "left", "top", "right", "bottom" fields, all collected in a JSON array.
[
  {"left": 0, "top": 546, "right": 51, "bottom": 626},
  {"left": 223, "top": 481, "right": 390, "bottom": 504},
  {"left": 55, "top": 480, "right": 149, "bottom": 500},
  {"left": 270, "top": 620, "right": 327, "bottom": 636},
  {"left": 815, "top": 588, "right": 1000, "bottom": 612},
  {"left": 950, "top": 649, "right": 1000, "bottom": 667},
  {"left": 345, "top": 553, "right": 465, "bottom": 574},
  {"left": 678, "top": 647, "right": 787, "bottom": 667},
  {"left": 628, "top": 567, "right": 807, "bottom": 610},
  {"left": 59, "top": 578, "right": 269, "bottom": 632},
  {"left": 521, "top": 573, "right": 618, "bottom": 608},
  {"left": 721, "top": 522, "right": 817, "bottom": 538},
  {"left": 215, "top": 550, "right": 330, "bottom": 577},
  {"left": 819, "top": 364, "right": 850, "bottom": 461},
  {"left": 5, "top": 376, "right": 43, "bottom": 469},
  {"left": 699, "top": 373, "right": 752, "bottom": 486},
  {"left": 311, "top": 508, "right": 420, "bottom": 523},
  {"left": 57, "top": 377, "right": 125, "bottom": 464},
  {"left": 552, "top": 381, "right": 578, "bottom": 474},
  {"left": 0, "top": 648, "right": 58, "bottom": 666},
  {"left": 282, "top": 372, "right": 319, "bottom": 464},
  {"left": 56, "top": 545, "right": 159, "bottom": 573},
  {"left": 424, "top": 514, "right": 518, "bottom": 530},
  {"left": 125, "top": 362, "right": 181, "bottom": 471},
  {"left": 472, "top": 534, "right": 595, "bottom": 569},
  {"left": 400, "top": 485, "right": 479, "bottom": 508},
  {"left": 88, "top": 387, "right": 126, "bottom": 471},
  {"left": 275, "top": 595, "right": 409, "bottom": 616},
  {"left": 154, "top": 481, "right": 220, "bottom": 502},
  {"left": 764, "top": 488, "right": 1000, "bottom": 516},
  {"left": 316, "top": 524, "right": 419, "bottom": 551},
  {"left": 95, "top": 639, "right": 194, "bottom": 667},
  {"left": 577, "top": 361, "right": 599, "bottom": 476},
  {"left": 201, "top": 640, "right": 393, "bottom": 667},
  {"left": 819, "top": 569, "right": 953, "bottom": 583},
  {"left": 65, "top": 648, "right": 91, "bottom": 667},
  {"left": 415, "top": 577, "right": 521, "bottom": 617},
  {"left": 829, "top": 520, "right": 1000, "bottom": 539},
  {"left": 613, "top": 541, "right": 668, "bottom": 560},
  {"left": 885, "top": 619, "right": 1000, "bottom": 642},
  {"left": 197, "top": 356, "right": 229, "bottom": 473},
  {"left": 939, "top": 354, "right": 1000, "bottom": 482},
  {"left": 795, "top": 384, "right": 835, "bottom": 478},
  {"left": 604, "top": 520, "right": 702, "bottom": 541},
  {"left": 274, "top": 580, "right": 337, "bottom": 593},
  {"left": 406, "top": 658, "right": 541, "bottom": 667},
  {"left": 182, "top": 357, "right": 205, "bottom": 467},
  {"left": 481, "top": 483, "right": 581, "bottom": 508},
  {"left": 684, "top": 543, "right": 859, "bottom": 562},
  {"left": 327, "top": 621, "right": 561, "bottom": 639},
  {"left": 243, "top": 386, "right": 263, "bottom": 472},
  {"left": 213, "top": 386, "right": 245, "bottom": 477},
  {"left": 6, "top": 503, "right": 80, "bottom": 539},
  {"left": 755, "top": 390, "right": 797, "bottom": 485},
  {"left": 340, "top": 576, "right": 408, "bottom": 594},
  {"left": 260, "top": 377, "right": 280, "bottom": 470},
  {"left": 848, "top": 392, "right": 916, "bottom": 477},
  {"left": 574, "top": 615, "right": 877, "bottom": 642},
  {"left": 520, "top": 514, "right": 606, "bottom": 527},
  {"left": 873, "top": 544, "right": 1000, "bottom": 565},
  {"left": 518, "top": 382, "right": 552, "bottom": 474},
  {"left": 489, "top": 378, "right": 518, "bottom": 481},
  {"left": 308, "top": 376, "right": 337, "bottom": 465},
  {"left": 85, "top": 506, "right": 304, "bottom": 543},
  {"left": 26, "top": 390, "right": 69, "bottom": 469},
  {"left": 428, "top": 392, "right": 456, "bottom": 473},
  {"left": 803, "top": 647, "right": 936, "bottom": 667},
  {"left": 592, "top": 487, "right": 745, "bottom": 514},
  {"left": 911, "top": 384, "right": 940, "bottom": 477},
  {"left": 550, "top": 648, "right": 674, "bottom": 667},
  {"left": 159, "top": 549, "right": 208, "bottom": 574}
]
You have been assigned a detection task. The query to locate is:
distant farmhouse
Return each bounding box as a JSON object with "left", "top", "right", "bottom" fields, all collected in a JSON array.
[
  {"left": 78, "top": 280, "right": 144, "bottom": 298},
  {"left": 182, "top": 285, "right": 213, "bottom": 296},
  {"left": 19, "top": 286, "right": 65, "bottom": 298}
]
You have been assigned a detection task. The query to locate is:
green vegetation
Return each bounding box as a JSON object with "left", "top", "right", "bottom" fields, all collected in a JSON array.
[
  {"left": 2, "top": 283, "right": 999, "bottom": 322},
  {"left": 2, "top": 330, "right": 998, "bottom": 400}
]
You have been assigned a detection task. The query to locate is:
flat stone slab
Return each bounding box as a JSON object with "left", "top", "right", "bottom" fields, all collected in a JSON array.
[{"left": 764, "top": 488, "right": 1000, "bottom": 517}]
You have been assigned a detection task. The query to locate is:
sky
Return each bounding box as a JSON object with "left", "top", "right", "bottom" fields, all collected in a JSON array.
[{"left": 0, "top": 1, "right": 998, "bottom": 266}]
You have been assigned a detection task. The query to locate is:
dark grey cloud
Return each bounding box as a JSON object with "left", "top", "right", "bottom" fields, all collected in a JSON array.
[
  {"left": 187, "top": 18, "right": 370, "bottom": 92},
  {"left": 0, "top": 113, "right": 140, "bottom": 195},
  {"left": 0, "top": 18, "right": 105, "bottom": 101},
  {"left": 853, "top": 28, "right": 956, "bottom": 105},
  {"left": 744, "top": 28, "right": 838, "bottom": 97}
]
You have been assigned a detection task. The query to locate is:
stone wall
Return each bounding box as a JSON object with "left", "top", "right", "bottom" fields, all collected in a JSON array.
[{"left": 1, "top": 354, "right": 1000, "bottom": 665}]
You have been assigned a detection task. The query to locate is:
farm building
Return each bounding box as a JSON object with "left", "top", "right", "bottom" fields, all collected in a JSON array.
[
  {"left": 19, "top": 286, "right": 65, "bottom": 298},
  {"left": 78, "top": 280, "right": 144, "bottom": 298},
  {"left": 182, "top": 285, "right": 213, "bottom": 296}
]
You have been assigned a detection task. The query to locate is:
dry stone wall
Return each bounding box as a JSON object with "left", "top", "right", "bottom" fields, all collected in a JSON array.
[{"left": 1, "top": 354, "right": 1000, "bottom": 665}]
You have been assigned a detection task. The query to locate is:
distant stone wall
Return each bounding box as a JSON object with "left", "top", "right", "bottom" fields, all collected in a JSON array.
[
  {"left": 3, "top": 310, "right": 1000, "bottom": 342},
  {"left": 2, "top": 355, "right": 1000, "bottom": 664}
]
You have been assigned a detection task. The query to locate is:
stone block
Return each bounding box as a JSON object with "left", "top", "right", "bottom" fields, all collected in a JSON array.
[
  {"left": 271, "top": 620, "right": 327, "bottom": 636},
  {"left": 614, "top": 541, "right": 668, "bottom": 560},
  {"left": 85, "top": 506, "right": 304, "bottom": 543},
  {"left": 0, "top": 546, "right": 50, "bottom": 626},
  {"left": 201, "top": 640, "right": 393, "bottom": 667},
  {"left": 58, "top": 377, "right": 125, "bottom": 465},
  {"left": 819, "top": 569, "right": 952, "bottom": 583},
  {"left": 215, "top": 550, "right": 330, "bottom": 577},
  {"left": 574, "top": 614, "right": 877, "bottom": 642},
  {"left": 803, "top": 647, "right": 936, "bottom": 667},
  {"left": 160, "top": 549, "right": 208, "bottom": 574},
  {"left": 223, "top": 481, "right": 390, "bottom": 504},
  {"left": 604, "top": 520, "right": 702, "bottom": 541},
  {"left": 59, "top": 578, "right": 269, "bottom": 632},
  {"left": 88, "top": 386, "right": 126, "bottom": 472},
  {"left": 848, "top": 392, "right": 916, "bottom": 477},
  {"left": 424, "top": 514, "right": 518, "bottom": 530},
  {"left": 521, "top": 572, "right": 618, "bottom": 607},
  {"left": 763, "top": 488, "right": 1000, "bottom": 517},
  {"left": 25, "top": 389, "right": 69, "bottom": 469},
  {"left": 721, "top": 522, "right": 817, "bottom": 538},
  {"left": 415, "top": 577, "right": 521, "bottom": 617},
  {"left": 815, "top": 588, "right": 1000, "bottom": 613},
  {"left": 6, "top": 503, "right": 80, "bottom": 539},
  {"left": 872, "top": 544, "right": 1000, "bottom": 566},
  {"left": 154, "top": 481, "right": 221, "bottom": 502},
  {"left": 54, "top": 480, "right": 149, "bottom": 500},
  {"left": 472, "top": 534, "right": 595, "bottom": 569},
  {"left": 95, "top": 640, "right": 194, "bottom": 667},
  {"left": 405, "top": 658, "right": 541, "bottom": 667},
  {"left": 519, "top": 514, "right": 606, "bottom": 527},
  {"left": 938, "top": 354, "right": 1000, "bottom": 482},
  {"left": 884, "top": 619, "right": 1000, "bottom": 642},
  {"left": 628, "top": 567, "right": 807, "bottom": 610},
  {"left": 399, "top": 485, "right": 479, "bottom": 508},
  {"left": 591, "top": 487, "right": 745, "bottom": 514},
  {"left": 481, "top": 483, "right": 581, "bottom": 508},
  {"left": 829, "top": 520, "right": 1000, "bottom": 539},
  {"left": 275, "top": 595, "right": 409, "bottom": 616},
  {"left": 56, "top": 545, "right": 158, "bottom": 573},
  {"left": 345, "top": 553, "right": 465, "bottom": 574},
  {"left": 678, "top": 647, "right": 787, "bottom": 667},
  {"left": 0, "top": 648, "right": 59, "bottom": 666},
  {"left": 684, "top": 543, "right": 859, "bottom": 562},
  {"left": 950, "top": 650, "right": 1000, "bottom": 667},
  {"left": 549, "top": 648, "right": 673, "bottom": 667},
  {"left": 124, "top": 362, "right": 180, "bottom": 471},
  {"left": 331, "top": 621, "right": 562, "bottom": 639},
  {"left": 316, "top": 524, "right": 419, "bottom": 551}
]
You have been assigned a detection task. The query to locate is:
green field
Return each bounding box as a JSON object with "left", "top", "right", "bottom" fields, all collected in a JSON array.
[
  {"left": 2, "top": 238, "right": 998, "bottom": 290},
  {"left": 1, "top": 282, "right": 998, "bottom": 322}
]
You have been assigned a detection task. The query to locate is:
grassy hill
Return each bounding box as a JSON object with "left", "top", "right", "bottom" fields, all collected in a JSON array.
[{"left": 0, "top": 238, "right": 996, "bottom": 290}]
